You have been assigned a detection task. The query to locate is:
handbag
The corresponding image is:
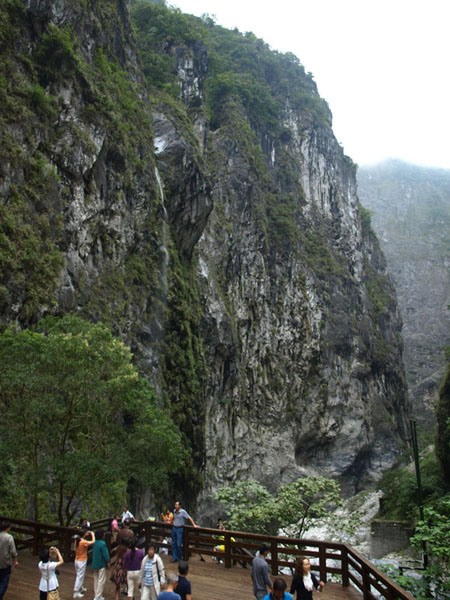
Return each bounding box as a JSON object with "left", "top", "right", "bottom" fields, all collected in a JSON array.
[{"left": 46, "top": 562, "right": 60, "bottom": 600}]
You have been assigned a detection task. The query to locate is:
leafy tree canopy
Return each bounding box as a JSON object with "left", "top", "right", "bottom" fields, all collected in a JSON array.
[
  {"left": 0, "top": 315, "right": 183, "bottom": 525},
  {"left": 214, "top": 476, "right": 343, "bottom": 538}
]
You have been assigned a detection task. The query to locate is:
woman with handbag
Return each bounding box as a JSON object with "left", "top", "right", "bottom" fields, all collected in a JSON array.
[
  {"left": 139, "top": 543, "right": 165, "bottom": 600},
  {"left": 38, "top": 546, "right": 64, "bottom": 600}
]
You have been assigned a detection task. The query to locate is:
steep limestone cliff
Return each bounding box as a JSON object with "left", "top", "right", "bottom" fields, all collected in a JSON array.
[
  {"left": 0, "top": 0, "right": 409, "bottom": 512},
  {"left": 358, "top": 160, "right": 450, "bottom": 432}
]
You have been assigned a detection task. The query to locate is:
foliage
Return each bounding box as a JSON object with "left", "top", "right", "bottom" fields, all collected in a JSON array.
[
  {"left": 0, "top": 316, "right": 182, "bottom": 525},
  {"left": 435, "top": 363, "right": 450, "bottom": 483},
  {"left": 35, "top": 25, "right": 79, "bottom": 86},
  {"left": 378, "top": 563, "right": 430, "bottom": 600},
  {"left": 131, "top": 2, "right": 331, "bottom": 130},
  {"left": 213, "top": 480, "right": 274, "bottom": 533},
  {"left": 378, "top": 451, "right": 446, "bottom": 522},
  {"left": 411, "top": 495, "right": 450, "bottom": 598},
  {"left": 358, "top": 202, "right": 374, "bottom": 236},
  {"left": 214, "top": 476, "right": 343, "bottom": 538},
  {"left": 160, "top": 249, "right": 206, "bottom": 502},
  {"left": 0, "top": 158, "right": 63, "bottom": 325}
]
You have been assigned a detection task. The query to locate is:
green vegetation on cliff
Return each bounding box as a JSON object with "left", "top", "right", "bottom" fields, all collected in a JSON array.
[{"left": 436, "top": 361, "right": 450, "bottom": 482}]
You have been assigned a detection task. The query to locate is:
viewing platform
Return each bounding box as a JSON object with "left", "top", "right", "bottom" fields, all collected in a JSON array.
[
  {"left": 5, "top": 551, "right": 365, "bottom": 600},
  {"left": 2, "top": 516, "right": 414, "bottom": 600}
]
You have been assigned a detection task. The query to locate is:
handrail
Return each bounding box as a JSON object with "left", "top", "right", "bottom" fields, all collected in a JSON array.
[{"left": 0, "top": 516, "right": 414, "bottom": 600}]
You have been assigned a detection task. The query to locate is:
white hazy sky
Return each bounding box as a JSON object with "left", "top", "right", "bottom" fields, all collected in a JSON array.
[{"left": 172, "top": 0, "right": 450, "bottom": 169}]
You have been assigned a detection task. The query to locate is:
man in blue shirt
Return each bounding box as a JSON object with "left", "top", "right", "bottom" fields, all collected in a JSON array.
[
  {"left": 171, "top": 501, "right": 197, "bottom": 563},
  {"left": 262, "top": 578, "right": 293, "bottom": 600}
]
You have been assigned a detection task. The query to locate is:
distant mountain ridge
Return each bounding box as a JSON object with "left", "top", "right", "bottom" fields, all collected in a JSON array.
[{"left": 357, "top": 159, "right": 450, "bottom": 430}]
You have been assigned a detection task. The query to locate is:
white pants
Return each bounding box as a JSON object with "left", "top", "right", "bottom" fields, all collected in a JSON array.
[
  {"left": 127, "top": 570, "right": 141, "bottom": 598},
  {"left": 141, "top": 585, "right": 158, "bottom": 600},
  {"left": 74, "top": 560, "right": 87, "bottom": 591},
  {"left": 93, "top": 567, "right": 106, "bottom": 599}
]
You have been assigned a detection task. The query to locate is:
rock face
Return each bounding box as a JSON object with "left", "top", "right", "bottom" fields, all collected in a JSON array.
[
  {"left": 358, "top": 160, "right": 450, "bottom": 431},
  {"left": 1, "top": 1, "right": 410, "bottom": 512}
]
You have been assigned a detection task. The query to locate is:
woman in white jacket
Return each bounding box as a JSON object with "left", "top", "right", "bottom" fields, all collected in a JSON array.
[{"left": 139, "top": 543, "right": 166, "bottom": 600}]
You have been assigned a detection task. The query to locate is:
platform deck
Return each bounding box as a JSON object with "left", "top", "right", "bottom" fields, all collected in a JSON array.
[{"left": 5, "top": 550, "right": 363, "bottom": 600}]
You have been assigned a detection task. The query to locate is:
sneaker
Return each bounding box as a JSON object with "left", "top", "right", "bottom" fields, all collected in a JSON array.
[
  {"left": 73, "top": 594, "right": 84, "bottom": 599},
  {"left": 81, "top": 587, "right": 87, "bottom": 593}
]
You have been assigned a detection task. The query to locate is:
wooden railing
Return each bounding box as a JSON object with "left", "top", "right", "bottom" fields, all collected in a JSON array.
[
  {"left": 140, "top": 521, "right": 414, "bottom": 600},
  {"left": 1, "top": 516, "right": 413, "bottom": 600}
]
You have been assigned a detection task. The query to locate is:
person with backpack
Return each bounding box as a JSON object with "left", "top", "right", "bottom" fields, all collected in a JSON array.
[{"left": 139, "top": 543, "right": 165, "bottom": 600}]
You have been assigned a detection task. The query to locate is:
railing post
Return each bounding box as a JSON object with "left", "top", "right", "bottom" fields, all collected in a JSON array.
[
  {"left": 62, "top": 529, "right": 72, "bottom": 561},
  {"left": 183, "top": 526, "right": 190, "bottom": 561},
  {"left": 224, "top": 532, "right": 232, "bottom": 569},
  {"left": 341, "top": 546, "right": 349, "bottom": 587},
  {"left": 319, "top": 544, "right": 326, "bottom": 582},
  {"left": 362, "top": 562, "right": 371, "bottom": 600},
  {"left": 143, "top": 521, "right": 152, "bottom": 549},
  {"left": 33, "top": 525, "right": 40, "bottom": 556},
  {"left": 270, "top": 540, "right": 278, "bottom": 576}
]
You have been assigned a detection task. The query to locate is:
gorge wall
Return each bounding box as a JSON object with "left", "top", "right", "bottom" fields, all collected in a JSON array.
[
  {"left": 0, "top": 0, "right": 410, "bottom": 513},
  {"left": 358, "top": 160, "right": 450, "bottom": 432}
]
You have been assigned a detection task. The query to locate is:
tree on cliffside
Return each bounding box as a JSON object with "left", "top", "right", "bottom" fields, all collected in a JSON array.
[
  {"left": 0, "top": 315, "right": 182, "bottom": 525},
  {"left": 435, "top": 361, "right": 450, "bottom": 483},
  {"left": 214, "top": 476, "right": 343, "bottom": 538}
]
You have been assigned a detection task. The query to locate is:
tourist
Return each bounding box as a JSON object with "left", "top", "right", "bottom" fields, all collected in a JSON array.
[
  {"left": 118, "top": 518, "right": 135, "bottom": 546},
  {"left": 251, "top": 543, "right": 272, "bottom": 600},
  {"left": 122, "top": 506, "right": 136, "bottom": 524},
  {"left": 213, "top": 524, "right": 235, "bottom": 564},
  {"left": 38, "top": 546, "right": 63, "bottom": 600},
  {"left": 289, "top": 557, "right": 324, "bottom": 600},
  {"left": 171, "top": 501, "right": 198, "bottom": 563},
  {"left": 161, "top": 508, "right": 174, "bottom": 524},
  {"left": 111, "top": 515, "right": 120, "bottom": 543},
  {"left": 176, "top": 561, "right": 191, "bottom": 600},
  {"left": 78, "top": 517, "right": 91, "bottom": 528},
  {"left": 73, "top": 528, "right": 95, "bottom": 598},
  {"left": 157, "top": 572, "right": 181, "bottom": 600},
  {"left": 109, "top": 543, "right": 128, "bottom": 600},
  {"left": 139, "top": 543, "right": 166, "bottom": 600},
  {"left": 123, "top": 537, "right": 145, "bottom": 600},
  {"left": 263, "top": 577, "right": 293, "bottom": 600},
  {"left": 91, "top": 529, "right": 110, "bottom": 600},
  {"left": 0, "top": 520, "right": 18, "bottom": 600}
]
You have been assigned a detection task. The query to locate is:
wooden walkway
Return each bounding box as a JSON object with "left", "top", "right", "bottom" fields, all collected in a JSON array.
[{"left": 5, "top": 550, "right": 363, "bottom": 600}]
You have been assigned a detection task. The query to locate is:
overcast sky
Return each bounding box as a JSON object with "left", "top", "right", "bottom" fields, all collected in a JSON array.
[{"left": 172, "top": 0, "right": 450, "bottom": 169}]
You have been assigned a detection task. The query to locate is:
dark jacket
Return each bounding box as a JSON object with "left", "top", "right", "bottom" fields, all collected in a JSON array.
[{"left": 290, "top": 573, "right": 319, "bottom": 600}]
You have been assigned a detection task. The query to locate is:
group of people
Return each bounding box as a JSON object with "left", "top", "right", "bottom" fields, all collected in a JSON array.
[
  {"left": 38, "top": 524, "right": 192, "bottom": 600},
  {"left": 251, "top": 544, "right": 325, "bottom": 600},
  {"left": 1, "top": 508, "right": 327, "bottom": 600},
  {"left": 68, "top": 504, "right": 194, "bottom": 600}
]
